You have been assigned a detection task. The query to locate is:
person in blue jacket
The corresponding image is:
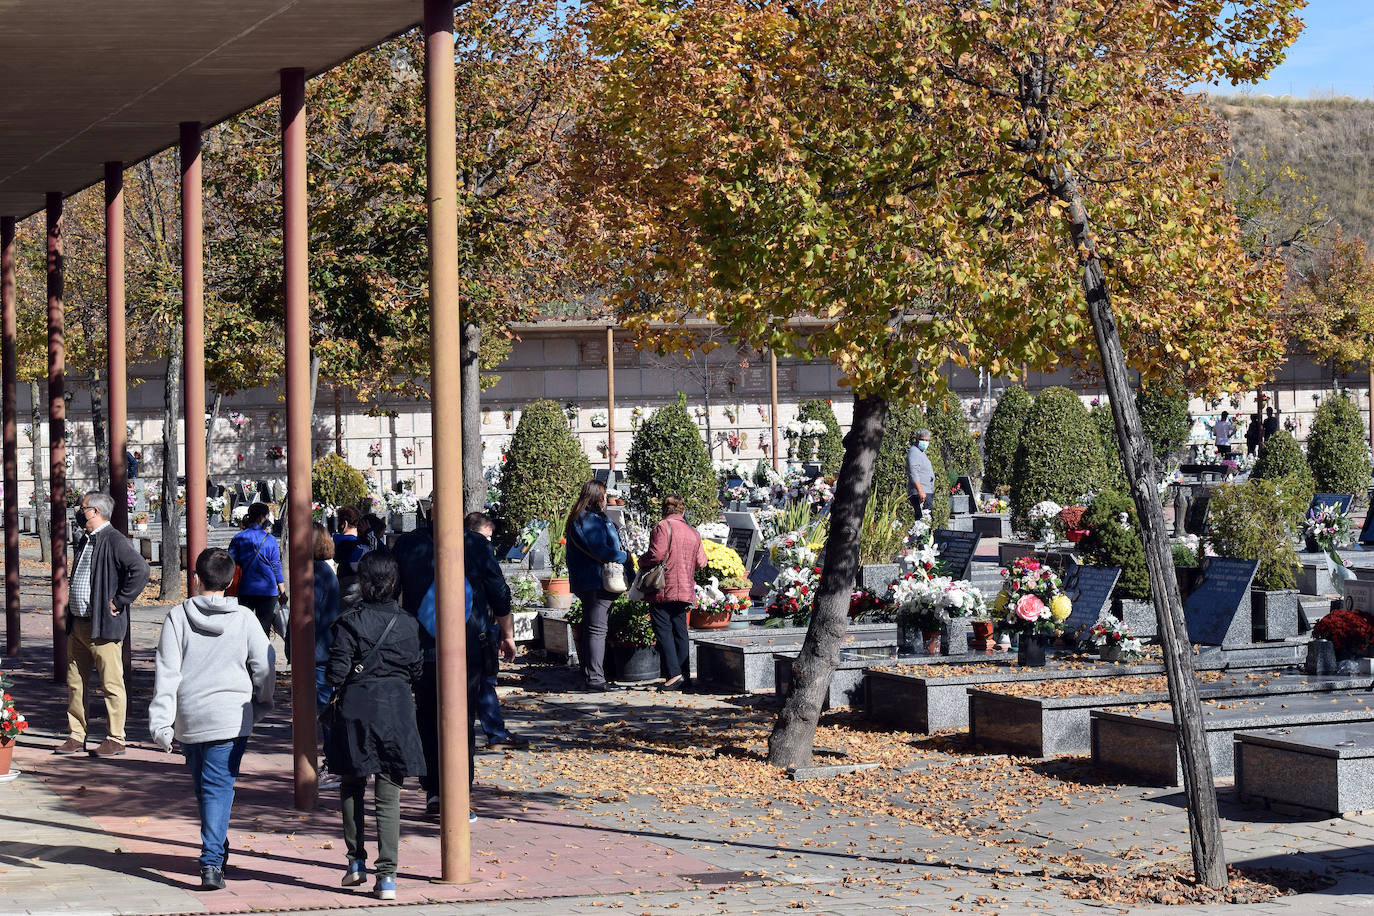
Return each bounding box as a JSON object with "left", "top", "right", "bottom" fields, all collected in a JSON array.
[
  {"left": 228, "top": 503, "right": 286, "bottom": 636},
  {"left": 564, "top": 479, "right": 632, "bottom": 692},
  {"left": 416, "top": 575, "right": 479, "bottom": 821}
]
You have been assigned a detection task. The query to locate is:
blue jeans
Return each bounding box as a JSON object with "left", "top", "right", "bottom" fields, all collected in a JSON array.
[
  {"left": 475, "top": 625, "right": 509, "bottom": 741},
  {"left": 316, "top": 664, "right": 334, "bottom": 749},
  {"left": 183, "top": 736, "right": 249, "bottom": 869}
]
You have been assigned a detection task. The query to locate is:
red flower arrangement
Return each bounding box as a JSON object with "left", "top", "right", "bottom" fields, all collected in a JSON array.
[
  {"left": 1059, "top": 505, "right": 1086, "bottom": 530},
  {"left": 1312, "top": 609, "right": 1374, "bottom": 658}
]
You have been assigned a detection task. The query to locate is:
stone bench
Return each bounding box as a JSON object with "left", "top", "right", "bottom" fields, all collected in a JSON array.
[
  {"left": 970, "top": 672, "right": 1374, "bottom": 758},
  {"left": 1236, "top": 722, "right": 1374, "bottom": 817},
  {"left": 693, "top": 624, "right": 897, "bottom": 693},
  {"left": 1091, "top": 688, "right": 1374, "bottom": 787}
]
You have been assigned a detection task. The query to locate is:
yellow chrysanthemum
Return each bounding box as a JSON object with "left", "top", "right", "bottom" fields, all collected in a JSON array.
[
  {"left": 1050, "top": 593, "right": 1072, "bottom": 622},
  {"left": 995, "top": 591, "right": 1010, "bottom": 612}
]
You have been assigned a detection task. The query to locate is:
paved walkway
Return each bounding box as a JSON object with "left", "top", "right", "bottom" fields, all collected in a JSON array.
[{"left": 3, "top": 534, "right": 1374, "bottom": 915}]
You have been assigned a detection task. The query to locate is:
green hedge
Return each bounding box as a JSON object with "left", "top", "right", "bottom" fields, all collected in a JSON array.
[
  {"left": 1080, "top": 490, "right": 1149, "bottom": 599},
  {"left": 924, "top": 389, "right": 981, "bottom": 483},
  {"left": 1252, "top": 430, "right": 1315, "bottom": 505},
  {"left": 981, "top": 385, "right": 1031, "bottom": 494},
  {"left": 312, "top": 453, "right": 368, "bottom": 511},
  {"left": 1136, "top": 388, "right": 1191, "bottom": 461},
  {"left": 1090, "top": 404, "right": 1128, "bottom": 494},
  {"left": 1009, "top": 387, "right": 1107, "bottom": 531},
  {"left": 625, "top": 394, "right": 717, "bottom": 523},
  {"left": 496, "top": 399, "right": 591, "bottom": 534},
  {"left": 1306, "top": 393, "right": 1370, "bottom": 496},
  {"left": 797, "top": 398, "right": 844, "bottom": 475}
]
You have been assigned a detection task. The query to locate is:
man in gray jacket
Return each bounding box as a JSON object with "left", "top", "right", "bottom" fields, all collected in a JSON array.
[
  {"left": 54, "top": 491, "right": 150, "bottom": 758},
  {"left": 906, "top": 428, "right": 936, "bottom": 522},
  {"left": 149, "top": 548, "right": 274, "bottom": 891}
]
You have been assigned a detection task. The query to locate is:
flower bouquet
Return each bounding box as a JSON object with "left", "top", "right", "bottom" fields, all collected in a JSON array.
[
  {"left": 1086, "top": 615, "right": 1143, "bottom": 662},
  {"left": 995, "top": 557, "right": 1072, "bottom": 637},
  {"left": 265, "top": 445, "right": 284, "bottom": 462},
  {"left": 1304, "top": 503, "right": 1354, "bottom": 554},
  {"left": 1026, "top": 500, "right": 1063, "bottom": 544},
  {"left": 979, "top": 496, "right": 1010, "bottom": 515},
  {"left": 1312, "top": 608, "right": 1374, "bottom": 659}
]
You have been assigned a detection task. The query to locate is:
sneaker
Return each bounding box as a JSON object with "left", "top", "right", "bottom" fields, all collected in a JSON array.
[
  {"left": 469, "top": 810, "right": 478, "bottom": 824},
  {"left": 199, "top": 865, "right": 225, "bottom": 891},
  {"left": 486, "top": 733, "right": 529, "bottom": 751},
  {"left": 318, "top": 771, "right": 341, "bottom": 790},
  {"left": 341, "top": 858, "right": 367, "bottom": 887},
  {"left": 53, "top": 737, "right": 85, "bottom": 755},
  {"left": 92, "top": 738, "right": 127, "bottom": 758},
  {"left": 425, "top": 793, "right": 440, "bottom": 815},
  {"left": 373, "top": 875, "right": 396, "bottom": 900}
]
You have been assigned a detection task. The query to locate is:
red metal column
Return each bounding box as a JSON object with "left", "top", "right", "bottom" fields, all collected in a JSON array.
[
  {"left": 106, "top": 162, "right": 128, "bottom": 535},
  {"left": 47, "top": 193, "right": 67, "bottom": 679},
  {"left": 425, "top": 0, "right": 471, "bottom": 884},
  {"left": 282, "top": 67, "right": 318, "bottom": 811},
  {"left": 770, "top": 350, "right": 780, "bottom": 471},
  {"left": 1, "top": 217, "right": 17, "bottom": 656},
  {"left": 606, "top": 326, "right": 616, "bottom": 473},
  {"left": 180, "top": 124, "right": 206, "bottom": 595}
]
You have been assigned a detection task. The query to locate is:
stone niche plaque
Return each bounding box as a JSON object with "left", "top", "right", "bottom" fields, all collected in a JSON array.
[
  {"left": 1061, "top": 563, "right": 1121, "bottom": 632},
  {"left": 933, "top": 529, "right": 981, "bottom": 580},
  {"left": 1183, "top": 556, "right": 1259, "bottom": 646},
  {"left": 724, "top": 510, "right": 760, "bottom": 567}
]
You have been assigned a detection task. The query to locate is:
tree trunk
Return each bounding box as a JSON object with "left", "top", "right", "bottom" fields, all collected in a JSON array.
[
  {"left": 461, "top": 317, "right": 486, "bottom": 512},
  {"left": 1063, "top": 176, "right": 1227, "bottom": 888},
  {"left": 768, "top": 393, "right": 888, "bottom": 767},
  {"left": 29, "top": 381, "right": 50, "bottom": 563},
  {"left": 159, "top": 324, "right": 184, "bottom": 603},
  {"left": 91, "top": 368, "right": 109, "bottom": 494}
]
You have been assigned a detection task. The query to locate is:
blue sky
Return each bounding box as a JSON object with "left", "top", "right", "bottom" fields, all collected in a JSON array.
[{"left": 1232, "top": 1, "right": 1374, "bottom": 98}]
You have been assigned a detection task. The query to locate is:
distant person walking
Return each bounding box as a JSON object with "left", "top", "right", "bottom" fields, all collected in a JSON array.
[
  {"left": 905, "top": 429, "right": 936, "bottom": 523},
  {"left": 639, "top": 495, "right": 707, "bottom": 692},
  {"left": 464, "top": 512, "right": 522, "bottom": 750},
  {"left": 1245, "top": 413, "right": 1263, "bottom": 457},
  {"left": 565, "top": 479, "right": 633, "bottom": 692},
  {"left": 1213, "top": 410, "right": 1234, "bottom": 458},
  {"left": 54, "top": 491, "right": 151, "bottom": 758},
  {"left": 324, "top": 549, "right": 425, "bottom": 901},
  {"left": 228, "top": 503, "right": 286, "bottom": 637},
  {"left": 148, "top": 548, "right": 274, "bottom": 891},
  {"left": 1263, "top": 406, "right": 1280, "bottom": 440}
]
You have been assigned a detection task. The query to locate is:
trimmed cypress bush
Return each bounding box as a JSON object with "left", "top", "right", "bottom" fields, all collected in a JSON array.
[
  {"left": 1252, "top": 430, "right": 1315, "bottom": 505},
  {"left": 870, "top": 403, "right": 950, "bottom": 531},
  {"left": 1207, "top": 478, "right": 1306, "bottom": 591},
  {"left": 925, "top": 388, "right": 982, "bottom": 483},
  {"left": 1090, "top": 404, "right": 1128, "bottom": 494},
  {"left": 312, "top": 453, "right": 369, "bottom": 511},
  {"left": 625, "top": 393, "right": 717, "bottom": 523},
  {"left": 1009, "top": 387, "right": 1107, "bottom": 531},
  {"left": 797, "top": 398, "right": 844, "bottom": 475},
  {"left": 1080, "top": 490, "right": 1149, "bottom": 599},
  {"left": 1306, "top": 393, "right": 1370, "bottom": 496},
  {"left": 496, "top": 399, "right": 592, "bottom": 534},
  {"left": 1136, "top": 388, "right": 1191, "bottom": 461},
  {"left": 981, "top": 385, "right": 1031, "bottom": 494}
]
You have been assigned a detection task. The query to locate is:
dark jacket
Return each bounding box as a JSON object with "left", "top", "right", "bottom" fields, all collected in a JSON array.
[
  {"left": 228, "top": 525, "right": 284, "bottom": 597},
  {"left": 393, "top": 526, "right": 434, "bottom": 616},
  {"left": 566, "top": 510, "right": 629, "bottom": 595},
  {"left": 464, "top": 529, "right": 510, "bottom": 630},
  {"left": 69, "top": 525, "right": 151, "bottom": 641},
  {"left": 641, "top": 515, "right": 707, "bottom": 605},
  {"left": 324, "top": 600, "right": 426, "bottom": 779},
  {"left": 312, "top": 559, "right": 340, "bottom": 667}
]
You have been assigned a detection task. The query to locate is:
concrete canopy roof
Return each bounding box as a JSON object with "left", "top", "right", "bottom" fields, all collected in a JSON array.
[{"left": 0, "top": 0, "right": 430, "bottom": 219}]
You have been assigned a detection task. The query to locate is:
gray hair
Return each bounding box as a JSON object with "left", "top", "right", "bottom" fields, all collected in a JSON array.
[
  {"left": 917, "top": 428, "right": 932, "bottom": 440},
  {"left": 83, "top": 491, "right": 115, "bottom": 519}
]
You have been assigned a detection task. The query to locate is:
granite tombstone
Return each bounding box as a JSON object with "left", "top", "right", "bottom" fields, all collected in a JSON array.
[
  {"left": 1183, "top": 557, "right": 1259, "bottom": 646},
  {"left": 933, "top": 529, "right": 981, "bottom": 580},
  {"left": 1061, "top": 563, "right": 1122, "bottom": 632}
]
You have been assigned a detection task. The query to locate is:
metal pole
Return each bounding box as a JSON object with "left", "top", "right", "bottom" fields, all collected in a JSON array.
[
  {"left": 180, "top": 123, "right": 206, "bottom": 596},
  {"left": 769, "top": 350, "right": 780, "bottom": 472},
  {"left": 425, "top": 0, "right": 471, "bottom": 884},
  {"left": 1, "top": 217, "right": 17, "bottom": 656},
  {"left": 47, "top": 193, "right": 67, "bottom": 680},
  {"left": 106, "top": 163, "right": 128, "bottom": 536},
  {"left": 606, "top": 326, "right": 615, "bottom": 473},
  {"left": 282, "top": 67, "right": 318, "bottom": 812}
]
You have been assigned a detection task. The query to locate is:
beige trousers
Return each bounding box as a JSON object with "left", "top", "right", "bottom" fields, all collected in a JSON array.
[{"left": 66, "top": 617, "right": 126, "bottom": 743}]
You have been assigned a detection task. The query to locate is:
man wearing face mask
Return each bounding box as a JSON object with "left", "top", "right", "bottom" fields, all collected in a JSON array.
[
  {"left": 906, "top": 428, "right": 936, "bottom": 523},
  {"left": 54, "top": 492, "right": 151, "bottom": 758}
]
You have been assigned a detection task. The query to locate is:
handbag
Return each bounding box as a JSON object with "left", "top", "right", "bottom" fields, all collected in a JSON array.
[
  {"left": 227, "top": 529, "right": 271, "bottom": 598},
  {"left": 569, "top": 518, "right": 631, "bottom": 595},
  {"left": 319, "top": 615, "right": 398, "bottom": 729},
  {"left": 632, "top": 519, "right": 675, "bottom": 597}
]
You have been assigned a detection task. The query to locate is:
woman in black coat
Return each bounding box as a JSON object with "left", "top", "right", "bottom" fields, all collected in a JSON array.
[{"left": 324, "top": 549, "right": 424, "bottom": 901}]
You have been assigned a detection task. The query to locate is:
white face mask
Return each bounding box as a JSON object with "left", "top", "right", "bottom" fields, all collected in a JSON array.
[{"left": 917, "top": 440, "right": 930, "bottom": 452}]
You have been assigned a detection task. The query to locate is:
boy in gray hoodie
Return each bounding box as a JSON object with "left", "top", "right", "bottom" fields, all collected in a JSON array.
[{"left": 149, "top": 548, "right": 274, "bottom": 891}]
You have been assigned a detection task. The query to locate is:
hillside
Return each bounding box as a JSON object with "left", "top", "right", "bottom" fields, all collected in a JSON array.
[{"left": 1210, "top": 94, "right": 1374, "bottom": 246}]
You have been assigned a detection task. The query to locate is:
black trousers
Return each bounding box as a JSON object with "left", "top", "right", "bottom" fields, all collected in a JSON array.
[
  {"left": 908, "top": 492, "right": 933, "bottom": 522},
  {"left": 649, "top": 601, "right": 691, "bottom": 681},
  {"left": 415, "top": 657, "right": 477, "bottom": 796},
  {"left": 239, "top": 594, "right": 278, "bottom": 637}
]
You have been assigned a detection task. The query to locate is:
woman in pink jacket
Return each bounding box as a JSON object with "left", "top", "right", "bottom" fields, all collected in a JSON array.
[{"left": 640, "top": 495, "right": 708, "bottom": 691}]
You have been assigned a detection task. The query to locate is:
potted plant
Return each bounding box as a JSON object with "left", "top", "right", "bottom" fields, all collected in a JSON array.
[
  {"left": 0, "top": 668, "right": 28, "bottom": 777},
  {"left": 383, "top": 488, "right": 420, "bottom": 533},
  {"left": 206, "top": 494, "right": 227, "bottom": 526},
  {"left": 1311, "top": 608, "right": 1374, "bottom": 661},
  {"left": 132, "top": 511, "right": 149, "bottom": 533},
  {"left": 1207, "top": 478, "right": 1306, "bottom": 637},
  {"left": 1172, "top": 536, "right": 1201, "bottom": 598},
  {"left": 1303, "top": 502, "right": 1354, "bottom": 556},
  {"left": 1086, "top": 615, "right": 1144, "bottom": 663},
  {"left": 605, "top": 597, "right": 659, "bottom": 681},
  {"left": 1058, "top": 505, "right": 1088, "bottom": 544},
  {"left": 699, "top": 539, "right": 751, "bottom": 602},
  {"left": 541, "top": 536, "right": 572, "bottom": 609},
  {"left": 691, "top": 580, "right": 749, "bottom": 629},
  {"left": 994, "top": 556, "right": 1072, "bottom": 666}
]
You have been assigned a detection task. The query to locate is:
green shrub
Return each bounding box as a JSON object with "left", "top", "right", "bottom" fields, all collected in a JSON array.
[
  {"left": 925, "top": 388, "right": 981, "bottom": 482},
  {"left": 496, "top": 399, "right": 591, "bottom": 534},
  {"left": 1009, "top": 387, "right": 1107, "bottom": 531},
  {"left": 797, "top": 398, "right": 844, "bottom": 475},
  {"left": 1252, "top": 430, "right": 1315, "bottom": 504},
  {"left": 981, "top": 385, "right": 1031, "bottom": 494},
  {"left": 1080, "top": 490, "right": 1149, "bottom": 599},
  {"left": 1306, "top": 393, "right": 1370, "bottom": 496},
  {"left": 625, "top": 393, "right": 717, "bottom": 523},
  {"left": 1136, "top": 388, "right": 1191, "bottom": 461},
  {"left": 1207, "top": 478, "right": 1306, "bottom": 590},
  {"left": 312, "top": 453, "right": 368, "bottom": 511},
  {"left": 1090, "top": 405, "right": 1128, "bottom": 494},
  {"left": 870, "top": 403, "right": 950, "bottom": 532}
]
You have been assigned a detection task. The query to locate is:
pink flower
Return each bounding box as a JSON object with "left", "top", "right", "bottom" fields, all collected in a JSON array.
[{"left": 1015, "top": 594, "right": 1045, "bottom": 622}]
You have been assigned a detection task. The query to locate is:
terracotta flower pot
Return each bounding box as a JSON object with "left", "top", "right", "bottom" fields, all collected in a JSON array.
[
  {"left": 970, "top": 619, "right": 996, "bottom": 652},
  {"left": 922, "top": 631, "right": 942, "bottom": 655},
  {"left": 690, "top": 609, "right": 732, "bottom": 630},
  {"left": 542, "top": 576, "right": 571, "bottom": 596},
  {"left": 724, "top": 586, "right": 752, "bottom": 602},
  {"left": 0, "top": 736, "right": 14, "bottom": 776}
]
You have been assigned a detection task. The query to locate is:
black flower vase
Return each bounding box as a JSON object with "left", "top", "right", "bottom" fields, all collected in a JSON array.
[{"left": 1017, "top": 633, "right": 1050, "bottom": 667}]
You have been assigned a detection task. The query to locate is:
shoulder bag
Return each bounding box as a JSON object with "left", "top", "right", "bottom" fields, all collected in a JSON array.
[
  {"left": 319, "top": 614, "right": 398, "bottom": 729},
  {"left": 629, "top": 519, "right": 675, "bottom": 600},
  {"left": 570, "top": 516, "right": 630, "bottom": 594},
  {"left": 227, "top": 528, "right": 270, "bottom": 598}
]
